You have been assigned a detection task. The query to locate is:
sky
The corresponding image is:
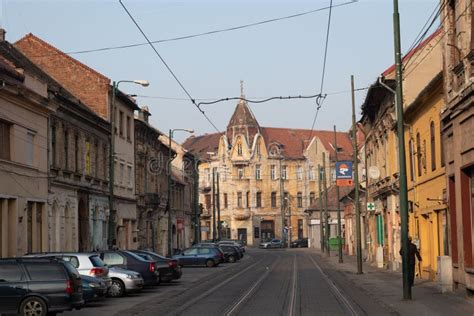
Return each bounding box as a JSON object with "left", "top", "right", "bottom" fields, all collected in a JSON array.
[{"left": 2, "top": 0, "right": 439, "bottom": 142}]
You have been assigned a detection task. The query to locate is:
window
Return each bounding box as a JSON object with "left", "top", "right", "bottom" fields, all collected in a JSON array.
[
  {"left": 24, "top": 264, "right": 65, "bottom": 281},
  {"left": 25, "top": 130, "right": 34, "bottom": 166},
  {"left": 237, "top": 143, "right": 242, "bottom": 156},
  {"left": 51, "top": 124, "right": 56, "bottom": 166},
  {"left": 224, "top": 193, "right": 228, "bottom": 208},
  {"left": 74, "top": 134, "right": 79, "bottom": 172},
  {"left": 0, "top": 263, "right": 23, "bottom": 281},
  {"left": 61, "top": 256, "right": 80, "bottom": 269},
  {"left": 271, "top": 192, "right": 277, "bottom": 208},
  {"left": 297, "top": 166, "right": 303, "bottom": 180},
  {"left": 416, "top": 132, "right": 422, "bottom": 177},
  {"left": 126, "top": 116, "right": 131, "bottom": 141},
  {"left": 281, "top": 165, "right": 287, "bottom": 180},
  {"left": 119, "top": 111, "right": 124, "bottom": 136},
  {"left": 255, "top": 164, "right": 261, "bottom": 180},
  {"left": 430, "top": 122, "right": 436, "bottom": 171},
  {"left": 440, "top": 129, "right": 445, "bottom": 167},
  {"left": 127, "top": 165, "right": 132, "bottom": 186},
  {"left": 205, "top": 168, "right": 210, "bottom": 183},
  {"left": 297, "top": 192, "right": 303, "bottom": 208},
  {"left": 256, "top": 192, "right": 262, "bottom": 208},
  {"left": 246, "top": 191, "right": 250, "bottom": 208},
  {"left": 85, "top": 139, "right": 91, "bottom": 175},
  {"left": 409, "top": 139, "right": 414, "bottom": 182},
  {"left": 198, "top": 248, "right": 211, "bottom": 255},
  {"left": 103, "top": 252, "right": 124, "bottom": 265},
  {"left": 103, "top": 145, "right": 108, "bottom": 179},
  {"left": 309, "top": 192, "right": 315, "bottom": 205},
  {"left": 237, "top": 192, "right": 242, "bottom": 208},
  {"left": 238, "top": 167, "right": 244, "bottom": 179},
  {"left": 205, "top": 194, "right": 211, "bottom": 210},
  {"left": 0, "top": 120, "right": 10, "bottom": 160},
  {"left": 283, "top": 192, "right": 289, "bottom": 208},
  {"left": 120, "top": 163, "right": 125, "bottom": 184},
  {"left": 94, "top": 141, "right": 99, "bottom": 177},
  {"left": 63, "top": 129, "right": 68, "bottom": 170},
  {"left": 256, "top": 141, "right": 261, "bottom": 156},
  {"left": 270, "top": 165, "right": 276, "bottom": 180},
  {"left": 183, "top": 248, "right": 198, "bottom": 256}
]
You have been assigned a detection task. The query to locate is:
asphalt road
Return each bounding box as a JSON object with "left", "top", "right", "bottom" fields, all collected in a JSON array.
[{"left": 67, "top": 248, "right": 391, "bottom": 316}]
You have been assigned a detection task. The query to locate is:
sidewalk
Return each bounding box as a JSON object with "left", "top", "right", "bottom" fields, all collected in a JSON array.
[{"left": 313, "top": 250, "right": 474, "bottom": 316}]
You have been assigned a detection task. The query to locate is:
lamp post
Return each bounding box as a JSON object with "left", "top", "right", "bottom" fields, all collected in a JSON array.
[
  {"left": 108, "top": 79, "right": 149, "bottom": 250},
  {"left": 167, "top": 128, "right": 194, "bottom": 257}
]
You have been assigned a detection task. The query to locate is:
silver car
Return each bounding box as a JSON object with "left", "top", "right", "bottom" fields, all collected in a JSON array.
[
  {"left": 259, "top": 239, "right": 284, "bottom": 249},
  {"left": 24, "top": 252, "right": 112, "bottom": 289},
  {"left": 107, "top": 267, "right": 144, "bottom": 297}
]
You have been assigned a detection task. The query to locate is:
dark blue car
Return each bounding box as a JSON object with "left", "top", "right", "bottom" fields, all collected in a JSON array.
[
  {"left": 173, "top": 247, "right": 224, "bottom": 267},
  {"left": 81, "top": 275, "right": 107, "bottom": 302}
]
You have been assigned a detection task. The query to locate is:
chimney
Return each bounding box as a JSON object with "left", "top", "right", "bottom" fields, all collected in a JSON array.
[
  {"left": 0, "top": 29, "right": 6, "bottom": 42},
  {"left": 138, "top": 106, "right": 151, "bottom": 123}
]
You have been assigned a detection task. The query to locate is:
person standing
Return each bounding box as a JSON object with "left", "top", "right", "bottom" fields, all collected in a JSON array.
[{"left": 400, "top": 236, "right": 422, "bottom": 287}]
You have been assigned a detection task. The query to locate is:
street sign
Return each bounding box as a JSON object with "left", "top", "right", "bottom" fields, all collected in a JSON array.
[
  {"left": 367, "top": 202, "right": 375, "bottom": 212},
  {"left": 335, "top": 161, "right": 353, "bottom": 186}
]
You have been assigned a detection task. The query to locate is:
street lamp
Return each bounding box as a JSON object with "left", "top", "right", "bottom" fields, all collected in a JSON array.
[
  {"left": 167, "top": 128, "right": 194, "bottom": 257},
  {"left": 108, "top": 79, "right": 149, "bottom": 249}
]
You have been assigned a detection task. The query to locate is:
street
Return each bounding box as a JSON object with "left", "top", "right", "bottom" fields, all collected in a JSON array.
[{"left": 66, "top": 248, "right": 390, "bottom": 316}]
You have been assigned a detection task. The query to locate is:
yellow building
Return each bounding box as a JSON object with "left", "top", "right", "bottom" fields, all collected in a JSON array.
[
  {"left": 184, "top": 95, "right": 352, "bottom": 246},
  {"left": 405, "top": 72, "right": 447, "bottom": 281}
]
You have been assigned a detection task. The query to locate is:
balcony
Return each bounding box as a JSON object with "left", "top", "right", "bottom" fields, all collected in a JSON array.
[{"left": 233, "top": 209, "right": 251, "bottom": 221}]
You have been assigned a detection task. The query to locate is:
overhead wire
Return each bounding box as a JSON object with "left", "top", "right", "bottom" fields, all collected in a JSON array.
[
  {"left": 119, "top": 0, "right": 221, "bottom": 134},
  {"left": 30, "top": 0, "right": 357, "bottom": 58}
]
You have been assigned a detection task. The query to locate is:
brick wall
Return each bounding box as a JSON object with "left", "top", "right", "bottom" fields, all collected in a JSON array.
[{"left": 15, "top": 34, "right": 111, "bottom": 120}]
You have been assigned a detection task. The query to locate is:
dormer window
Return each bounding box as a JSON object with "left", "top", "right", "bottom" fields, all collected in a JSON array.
[
  {"left": 237, "top": 143, "right": 243, "bottom": 156},
  {"left": 256, "top": 141, "right": 261, "bottom": 156}
]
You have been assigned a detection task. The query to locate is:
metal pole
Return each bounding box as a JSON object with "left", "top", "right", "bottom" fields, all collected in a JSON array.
[
  {"left": 216, "top": 172, "right": 221, "bottom": 241},
  {"left": 393, "top": 0, "right": 410, "bottom": 299},
  {"left": 334, "top": 125, "right": 343, "bottom": 263},
  {"left": 167, "top": 129, "right": 173, "bottom": 257},
  {"left": 212, "top": 168, "right": 217, "bottom": 242},
  {"left": 108, "top": 81, "right": 117, "bottom": 249},
  {"left": 280, "top": 158, "right": 285, "bottom": 242},
  {"left": 322, "top": 152, "right": 330, "bottom": 256},
  {"left": 318, "top": 165, "right": 325, "bottom": 252},
  {"left": 193, "top": 155, "right": 200, "bottom": 244},
  {"left": 351, "top": 75, "right": 363, "bottom": 274},
  {"left": 287, "top": 203, "right": 291, "bottom": 249}
]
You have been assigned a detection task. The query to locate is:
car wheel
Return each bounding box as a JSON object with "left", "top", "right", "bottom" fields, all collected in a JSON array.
[
  {"left": 228, "top": 255, "right": 236, "bottom": 263},
  {"left": 20, "top": 296, "right": 47, "bottom": 316},
  {"left": 206, "top": 259, "right": 215, "bottom": 268},
  {"left": 109, "top": 278, "right": 126, "bottom": 298}
]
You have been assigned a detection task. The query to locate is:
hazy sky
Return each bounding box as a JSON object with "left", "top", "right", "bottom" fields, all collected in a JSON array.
[{"left": 2, "top": 0, "right": 438, "bottom": 142}]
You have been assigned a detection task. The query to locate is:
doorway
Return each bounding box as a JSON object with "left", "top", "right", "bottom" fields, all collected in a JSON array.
[
  {"left": 78, "top": 196, "right": 89, "bottom": 252},
  {"left": 237, "top": 228, "right": 247, "bottom": 244},
  {"left": 260, "top": 220, "right": 274, "bottom": 240}
]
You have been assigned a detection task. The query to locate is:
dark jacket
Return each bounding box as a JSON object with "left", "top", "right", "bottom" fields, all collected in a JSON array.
[{"left": 399, "top": 242, "right": 422, "bottom": 265}]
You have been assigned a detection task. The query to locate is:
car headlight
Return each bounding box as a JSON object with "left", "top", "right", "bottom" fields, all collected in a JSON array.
[
  {"left": 126, "top": 274, "right": 133, "bottom": 279},
  {"left": 89, "top": 283, "right": 100, "bottom": 288}
]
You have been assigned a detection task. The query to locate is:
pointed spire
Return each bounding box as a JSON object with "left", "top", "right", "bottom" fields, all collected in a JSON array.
[{"left": 240, "top": 80, "right": 245, "bottom": 100}]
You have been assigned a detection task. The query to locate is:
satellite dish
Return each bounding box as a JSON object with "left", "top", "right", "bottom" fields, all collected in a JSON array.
[{"left": 368, "top": 166, "right": 380, "bottom": 179}]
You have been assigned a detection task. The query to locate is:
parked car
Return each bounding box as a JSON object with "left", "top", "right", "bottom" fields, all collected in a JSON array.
[
  {"left": 219, "top": 240, "right": 246, "bottom": 253},
  {"left": 107, "top": 267, "right": 144, "bottom": 298},
  {"left": 219, "top": 245, "right": 240, "bottom": 263},
  {"left": 173, "top": 247, "right": 224, "bottom": 267},
  {"left": 0, "top": 257, "right": 84, "bottom": 315},
  {"left": 97, "top": 250, "right": 159, "bottom": 286},
  {"left": 131, "top": 250, "right": 182, "bottom": 282},
  {"left": 81, "top": 275, "right": 107, "bottom": 303},
  {"left": 191, "top": 243, "right": 226, "bottom": 263},
  {"left": 290, "top": 238, "right": 309, "bottom": 248},
  {"left": 260, "top": 238, "right": 284, "bottom": 249},
  {"left": 23, "top": 252, "right": 112, "bottom": 289}
]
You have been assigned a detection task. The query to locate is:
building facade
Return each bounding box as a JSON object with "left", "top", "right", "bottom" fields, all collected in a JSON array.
[
  {"left": 15, "top": 33, "right": 140, "bottom": 250},
  {"left": 184, "top": 96, "right": 352, "bottom": 246},
  {"left": 440, "top": 0, "right": 474, "bottom": 292}
]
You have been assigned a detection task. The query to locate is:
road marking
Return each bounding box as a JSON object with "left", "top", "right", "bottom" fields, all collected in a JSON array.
[
  {"left": 307, "top": 254, "right": 359, "bottom": 316},
  {"left": 171, "top": 256, "right": 268, "bottom": 316},
  {"left": 288, "top": 255, "right": 297, "bottom": 316}
]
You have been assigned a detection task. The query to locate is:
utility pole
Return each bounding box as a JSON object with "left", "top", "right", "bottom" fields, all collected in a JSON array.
[
  {"left": 193, "top": 155, "right": 200, "bottom": 245},
  {"left": 393, "top": 0, "right": 410, "bottom": 300},
  {"left": 351, "top": 75, "right": 363, "bottom": 274},
  {"left": 108, "top": 82, "right": 117, "bottom": 250},
  {"left": 279, "top": 157, "right": 285, "bottom": 243},
  {"left": 318, "top": 164, "right": 325, "bottom": 252},
  {"left": 322, "top": 152, "right": 330, "bottom": 256},
  {"left": 216, "top": 172, "right": 221, "bottom": 241},
  {"left": 212, "top": 169, "right": 217, "bottom": 242},
  {"left": 334, "top": 125, "right": 343, "bottom": 263},
  {"left": 167, "top": 129, "right": 173, "bottom": 257}
]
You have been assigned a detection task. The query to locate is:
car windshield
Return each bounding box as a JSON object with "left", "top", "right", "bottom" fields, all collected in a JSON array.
[
  {"left": 125, "top": 251, "right": 151, "bottom": 262},
  {"left": 89, "top": 255, "right": 106, "bottom": 267}
]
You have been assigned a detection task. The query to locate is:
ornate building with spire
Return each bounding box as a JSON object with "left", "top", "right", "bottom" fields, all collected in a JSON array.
[{"left": 183, "top": 85, "right": 353, "bottom": 246}]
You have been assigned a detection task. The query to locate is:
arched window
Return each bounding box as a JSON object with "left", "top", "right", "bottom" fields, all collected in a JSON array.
[
  {"left": 409, "top": 139, "right": 414, "bottom": 181},
  {"left": 430, "top": 121, "right": 436, "bottom": 171},
  {"left": 237, "top": 143, "right": 242, "bottom": 156},
  {"left": 416, "top": 132, "right": 422, "bottom": 177}
]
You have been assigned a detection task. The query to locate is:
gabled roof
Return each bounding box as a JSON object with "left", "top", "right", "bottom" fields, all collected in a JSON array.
[{"left": 183, "top": 127, "right": 353, "bottom": 161}]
